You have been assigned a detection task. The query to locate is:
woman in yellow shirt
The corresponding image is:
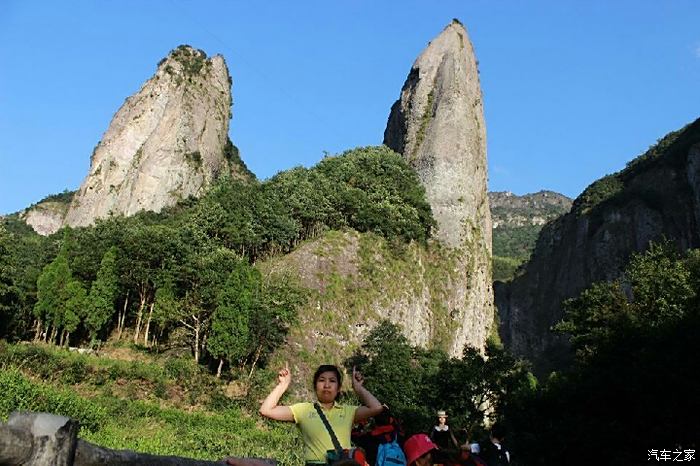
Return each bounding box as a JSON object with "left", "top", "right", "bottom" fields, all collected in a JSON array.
[{"left": 260, "top": 363, "right": 383, "bottom": 464}]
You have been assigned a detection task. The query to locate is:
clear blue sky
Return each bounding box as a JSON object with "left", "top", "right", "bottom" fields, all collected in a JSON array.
[{"left": 2, "top": 1, "right": 699, "bottom": 215}]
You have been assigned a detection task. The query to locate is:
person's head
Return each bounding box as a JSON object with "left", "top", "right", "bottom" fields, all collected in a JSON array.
[
  {"left": 436, "top": 410, "right": 448, "bottom": 426},
  {"left": 404, "top": 434, "right": 438, "bottom": 466},
  {"left": 313, "top": 364, "right": 342, "bottom": 403},
  {"left": 489, "top": 424, "right": 506, "bottom": 444}
]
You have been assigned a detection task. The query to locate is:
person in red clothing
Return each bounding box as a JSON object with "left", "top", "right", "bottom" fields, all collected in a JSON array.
[{"left": 404, "top": 434, "right": 438, "bottom": 466}]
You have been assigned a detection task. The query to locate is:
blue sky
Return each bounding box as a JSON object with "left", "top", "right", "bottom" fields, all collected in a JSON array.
[{"left": 1, "top": 1, "right": 699, "bottom": 215}]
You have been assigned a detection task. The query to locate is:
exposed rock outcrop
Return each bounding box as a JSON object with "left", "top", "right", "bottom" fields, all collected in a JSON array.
[
  {"left": 497, "top": 118, "right": 700, "bottom": 374},
  {"left": 384, "top": 20, "right": 493, "bottom": 355},
  {"left": 63, "top": 45, "right": 244, "bottom": 228},
  {"left": 19, "top": 191, "right": 74, "bottom": 236},
  {"left": 260, "top": 230, "right": 489, "bottom": 369},
  {"left": 20, "top": 203, "right": 69, "bottom": 236},
  {"left": 489, "top": 191, "right": 572, "bottom": 229}
]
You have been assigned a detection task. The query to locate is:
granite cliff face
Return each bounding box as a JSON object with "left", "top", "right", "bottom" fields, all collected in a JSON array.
[
  {"left": 63, "top": 46, "right": 241, "bottom": 229},
  {"left": 384, "top": 20, "right": 493, "bottom": 354},
  {"left": 497, "top": 119, "right": 700, "bottom": 374}
]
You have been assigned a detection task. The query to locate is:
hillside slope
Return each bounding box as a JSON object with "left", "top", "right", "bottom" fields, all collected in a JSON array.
[
  {"left": 489, "top": 191, "right": 572, "bottom": 281},
  {"left": 496, "top": 117, "right": 700, "bottom": 374}
]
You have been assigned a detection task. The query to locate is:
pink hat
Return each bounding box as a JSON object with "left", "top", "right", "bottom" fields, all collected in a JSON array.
[{"left": 404, "top": 434, "right": 438, "bottom": 465}]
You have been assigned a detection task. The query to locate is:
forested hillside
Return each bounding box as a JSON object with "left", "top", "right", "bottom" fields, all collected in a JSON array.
[
  {"left": 489, "top": 191, "right": 571, "bottom": 281},
  {"left": 0, "top": 146, "right": 434, "bottom": 363}
]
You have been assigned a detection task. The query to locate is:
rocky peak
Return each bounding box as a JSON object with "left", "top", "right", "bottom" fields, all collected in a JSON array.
[
  {"left": 384, "top": 19, "right": 489, "bottom": 249},
  {"left": 62, "top": 45, "right": 242, "bottom": 230},
  {"left": 384, "top": 20, "right": 493, "bottom": 354}
]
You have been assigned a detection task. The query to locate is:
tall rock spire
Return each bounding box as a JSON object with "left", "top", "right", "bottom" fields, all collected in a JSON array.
[
  {"left": 63, "top": 45, "right": 240, "bottom": 228},
  {"left": 384, "top": 19, "right": 490, "bottom": 250},
  {"left": 384, "top": 20, "right": 493, "bottom": 354}
]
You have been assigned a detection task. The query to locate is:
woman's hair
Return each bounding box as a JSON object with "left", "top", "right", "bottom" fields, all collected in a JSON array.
[{"left": 313, "top": 364, "right": 343, "bottom": 387}]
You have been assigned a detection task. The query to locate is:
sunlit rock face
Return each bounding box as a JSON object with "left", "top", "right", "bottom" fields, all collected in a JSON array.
[
  {"left": 64, "top": 45, "right": 239, "bottom": 228},
  {"left": 384, "top": 20, "right": 493, "bottom": 355}
]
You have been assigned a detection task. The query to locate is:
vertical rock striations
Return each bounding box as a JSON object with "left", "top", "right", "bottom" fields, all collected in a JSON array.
[
  {"left": 384, "top": 20, "right": 493, "bottom": 354},
  {"left": 64, "top": 45, "right": 241, "bottom": 228},
  {"left": 497, "top": 118, "right": 700, "bottom": 375}
]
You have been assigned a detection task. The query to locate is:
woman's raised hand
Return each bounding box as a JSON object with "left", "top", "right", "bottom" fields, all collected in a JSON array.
[
  {"left": 351, "top": 366, "right": 365, "bottom": 391},
  {"left": 278, "top": 361, "right": 291, "bottom": 388}
]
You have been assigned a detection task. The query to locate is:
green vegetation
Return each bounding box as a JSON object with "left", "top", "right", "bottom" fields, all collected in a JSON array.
[
  {"left": 571, "top": 117, "right": 700, "bottom": 217},
  {"left": 492, "top": 255, "right": 521, "bottom": 282},
  {"left": 570, "top": 173, "right": 624, "bottom": 215},
  {"left": 412, "top": 88, "right": 435, "bottom": 161},
  {"left": 223, "top": 138, "right": 255, "bottom": 180},
  {"left": 0, "top": 342, "right": 303, "bottom": 463},
  {"left": 501, "top": 243, "right": 700, "bottom": 465},
  {"left": 170, "top": 45, "right": 209, "bottom": 76},
  {"left": 490, "top": 193, "right": 572, "bottom": 282},
  {"left": 0, "top": 145, "right": 433, "bottom": 371},
  {"left": 346, "top": 321, "right": 532, "bottom": 438},
  {"left": 184, "top": 150, "right": 203, "bottom": 168},
  {"left": 35, "top": 189, "right": 75, "bottom": 206}
]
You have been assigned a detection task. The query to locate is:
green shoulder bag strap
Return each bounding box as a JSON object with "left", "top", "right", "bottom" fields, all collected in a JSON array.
[{"left": 313, "top": 402, "right": 344, "bottom": 457}]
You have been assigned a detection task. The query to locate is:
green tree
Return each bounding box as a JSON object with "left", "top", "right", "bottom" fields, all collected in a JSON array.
[
  {"left": 346, "top": 320, "right": 429, "bottom": 429},
  {"left": 118, "top": 224, "right": 183, "bottom": 343},
  {"left": 85, "top": 246, "right": 118, "bottom": 342},
  {"left": 504, "top": 243, "right": 700, "bottom": 466},
  {"left": 207, "top": 260, "right": 261, "bottom": 377},
  {"left": 150, "top": 276, "right": 179, "bottom": 348},
  {"left": 246, "top": 277, "right": 304, "bottom": 374},
  {"left": 0, "top": 225, "right": 20, "bottom": 338},
  {"left": 626, "top": 241, "right": 695, "bottom": 324},
  {"left": 62, "top": 279, "right": 87, "bottom": 347},
  {"left": 33, "top": 251, "right": 72, "bottom": 344},
  {"left": 176, "top": 247, "right": 240, "bottom": 362},
  {"left": 556, "top": 241, "right": 697, "bottom": 361},
  {"left": 427, "top": 343, "right": 533, "bottom": 438}
]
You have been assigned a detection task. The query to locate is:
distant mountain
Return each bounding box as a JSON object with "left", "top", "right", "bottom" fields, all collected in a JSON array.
[
  {"left": 489, "top": 191, "right": 572, "bottom": 282},
  {"left": 496, "top": 117, "right": 700, "bottom": 375}
]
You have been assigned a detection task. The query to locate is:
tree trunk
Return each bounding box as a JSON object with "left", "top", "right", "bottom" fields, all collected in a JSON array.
[
  {"left": 193, "top": 317, "right": 200, "bottom": 363},
  {"left": 216, "top": 358, "right": 224, "bottom": 378},
  {"left": 133, "top": 290, "right": 146, "bottom": 344},
  {"left": 248, "top": 343, "right": 264, "bottom": 380},
  {"left": 143, "top": 302, "right": 154, "bottom": 347},
  {"left": 33, "top": 319, "right": 43, "bottom": 342},
  {"left": 117, "top": 291, "right": 129, "bottom": 340}
]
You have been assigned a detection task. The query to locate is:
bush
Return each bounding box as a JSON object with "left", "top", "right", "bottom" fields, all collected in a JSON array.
[{"left": 0, "top": 369, "right": 108, "bottom": 432}]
